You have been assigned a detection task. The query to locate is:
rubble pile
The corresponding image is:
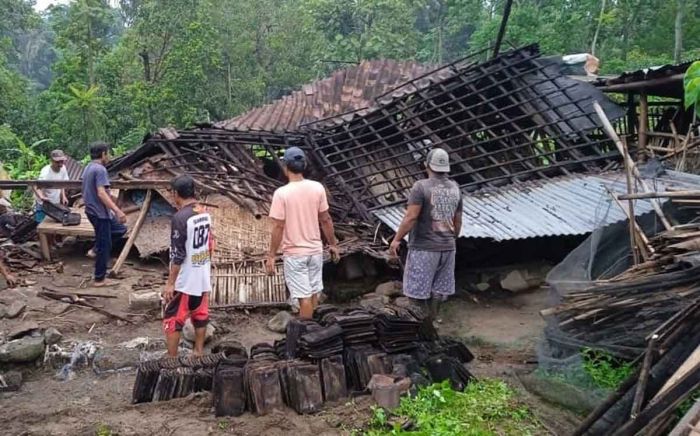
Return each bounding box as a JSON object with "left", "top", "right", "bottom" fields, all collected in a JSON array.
[
  {"left": 544, "top": 223, "right": 700, "bottom": 359},
  {"left": 575, "top": 299, "right": 700, "bottom": 435},
  {"left": 131, "top": 304, "right": 475, "bottom": 417}
]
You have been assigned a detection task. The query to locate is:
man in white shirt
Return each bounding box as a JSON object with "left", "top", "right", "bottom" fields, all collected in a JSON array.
[
  {"left": 162, "top": 175, "right": 213, "bottom": 357},
  {"left": 33, "top": 149, "right": 69, "bottom": 223}
]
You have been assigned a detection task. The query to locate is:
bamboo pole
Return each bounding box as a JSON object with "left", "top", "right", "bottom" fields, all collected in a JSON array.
[
  {"left": 618, "top": 190, "right": 700, "bottom": 200},
  {"left": 593, "top": 101, "right": 672, "bottom": 231},
  {"left": 606, "top": 188, "right": 653, "bottom": 259}
]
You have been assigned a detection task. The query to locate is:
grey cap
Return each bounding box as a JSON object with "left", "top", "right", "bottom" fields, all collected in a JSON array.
[
  {"left": 283, "top": 146, "right": 306, "bottom": 163},
  {"left": 426, "top": 148, "right": 450, "bottom": 173},
  {"left": 50, "top": 149, "right": 67, "bottom": 162}
]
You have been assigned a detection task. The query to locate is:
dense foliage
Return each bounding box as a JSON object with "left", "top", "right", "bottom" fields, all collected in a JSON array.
[
  {"left": 366, "top": 379, "right": 540, "bottom": 435},
  {"left": 1, "top": 0, "right": 699, "bottom": 166}
]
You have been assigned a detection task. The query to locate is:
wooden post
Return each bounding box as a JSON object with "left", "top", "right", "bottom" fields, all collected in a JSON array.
[
  {"left": 622, "top": 137, "right": 640, "bottom": 265},
  {"left": 593, "top": 101, "right": 672, "bottom": 231},
  {"left": 39, "top": 232, "right": 51, "bottom": 261},
  {"left": 109, "top": 190, "right": 152, "bottom": 278},
  {"left": 492, "top": 0, "right": 514, "bottom": 58},
  {"left": 639, "top": 91, "right": 649, "bottom": 160}
]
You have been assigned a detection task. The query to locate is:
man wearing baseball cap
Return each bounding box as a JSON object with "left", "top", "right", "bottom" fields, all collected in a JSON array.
[
  {"left": 389, "top": 148, "right": 462, "bottom": 322},
  {"left": 33, "top": 149, "right": 70, "bottom": 223},
  {"left": 266, "top": 147, "right": 340, "bottom": 319}
]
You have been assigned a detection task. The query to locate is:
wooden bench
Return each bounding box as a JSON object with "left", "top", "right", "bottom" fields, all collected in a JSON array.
[{"left": 37, "top": 210, "right": 95, "bottom": 261}]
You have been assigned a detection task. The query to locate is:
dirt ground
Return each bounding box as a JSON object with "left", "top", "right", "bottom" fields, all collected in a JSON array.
[{"left": 0, "top": 249, "right": 580, "bottom": 436}]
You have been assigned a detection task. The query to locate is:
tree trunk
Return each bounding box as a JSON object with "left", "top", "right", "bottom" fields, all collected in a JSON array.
[
  {"left": 591, "top": 0, "right": 607, "bottom": 56},
  {"left": 674, "top": 0, "right": 684, "bottom": 64},
  {"left": 139, "top": 51, "right": 151, "bottom": 83}
]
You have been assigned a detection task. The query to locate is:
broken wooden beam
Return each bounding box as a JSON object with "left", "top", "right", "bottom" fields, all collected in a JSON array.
[{"left": 110, "top": 189, "right": 152, "bottom": 278}]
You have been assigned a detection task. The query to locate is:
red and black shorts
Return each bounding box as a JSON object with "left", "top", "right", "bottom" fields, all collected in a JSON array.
[{"left": 162, "top": 291, "right": 209, "bottom": 334}]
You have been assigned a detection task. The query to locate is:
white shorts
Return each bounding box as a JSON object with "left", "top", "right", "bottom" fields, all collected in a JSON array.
[{"left": 283, "top": 254, "right": 323, "bottom": 299}]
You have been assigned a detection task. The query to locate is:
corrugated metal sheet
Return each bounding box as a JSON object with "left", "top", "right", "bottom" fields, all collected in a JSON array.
[
  {"left": 216, "top": 60, "right": 445, "bottom": 133},
  {"left": 374, "top": 169, "right": 700, "bottom": 241},
  {"left": 64, "top": 156, "right": 84, "bottom": 181}
]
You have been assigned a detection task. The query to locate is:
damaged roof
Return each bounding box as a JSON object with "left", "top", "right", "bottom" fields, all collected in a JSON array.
[
  {"left": 307, "top": 45, "right": 625, "bottom": 221},
  {"left": 215, "top": 59, "right": 444, "bottom": 133},
  {"left": 594, "top": 59, "right": 697, "bottom": 98},
  {"left": 375, "top": 168, "right": 700, "bottom": 241}
]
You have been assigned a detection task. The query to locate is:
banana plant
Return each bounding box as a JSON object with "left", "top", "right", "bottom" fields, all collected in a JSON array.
[{"left": 684, "top": 61, "right": 700, "bottom": 132}]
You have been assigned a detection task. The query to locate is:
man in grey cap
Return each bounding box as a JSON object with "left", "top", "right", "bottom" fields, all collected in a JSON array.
[
  {"left": 266, "top": 146, "right": 340, "bottom": 319},
  {"left": 389, "top": 148, "right": 462, "bottom": 321},
  {"left": 33, "top": 149, "right": 70, "bottom": 223}
]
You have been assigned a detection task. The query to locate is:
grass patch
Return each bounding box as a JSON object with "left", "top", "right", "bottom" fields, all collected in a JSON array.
[
  {"left": 96, "top": 424, "right": 113, "bottom": 436},
  {"left": 581, "top": 348, "right": 635, "bottom": 390},
  {"left": 365, "top": 379, "right": 541, "bottom": 435}
]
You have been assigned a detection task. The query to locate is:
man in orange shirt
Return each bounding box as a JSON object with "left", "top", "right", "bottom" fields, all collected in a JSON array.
[{"left": 266, "top": 147, "right": 340, "bottom": 319}]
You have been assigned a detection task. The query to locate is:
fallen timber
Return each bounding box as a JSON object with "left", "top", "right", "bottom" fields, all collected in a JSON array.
[
  {"left": 541, "top": 224, "right": 700, "bottom": 358},
  {"left": 573, "top": 298, "right": 700, "bottom": 435}
]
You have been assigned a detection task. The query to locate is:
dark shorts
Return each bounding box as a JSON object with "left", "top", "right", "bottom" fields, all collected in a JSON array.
[
  {"left": 403, "top": 249, "right": 456, "bottom": 300},
  {"left": 162, "top": 292, "right": 209, "bottom": 334}
]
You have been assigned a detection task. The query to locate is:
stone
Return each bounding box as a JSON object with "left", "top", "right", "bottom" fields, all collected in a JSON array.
[
  {"left": 500, "top": 269, "right": 532, "bottom": 292},
  {"left": 0, "top": 370, "right": 23, "bottom": 392},
  {"left": 5, "top": 301, "right": 26, "bottom": 319},
  {"left": 475, "top": 283, "right": 490, "bottom": 292},
  {"left": 360, "top": 294, "right": 385, "bottom": 311},
  {"left": 44, "top": 327, "right": 63, "bottom": 345},
  {"left": 128, "top": 291, "right": 161, "bottom": 311},
  {"left": 267, "top": 311, "right": 293, "bottom": 333},
  {"left": 8, "top": 321, "right": 40, "bottom": 340},
  {"left": 375, "top": 281, "right": 402, "bottom": 297},
  {"left": 182, "top": 318, "right": 215, "bottom": 343},
  {"left": 0, "top": 336, "right": 45, "bottom": 363},
  {"left": 0, "top": 304, "right": 6, "bottom": 318}
]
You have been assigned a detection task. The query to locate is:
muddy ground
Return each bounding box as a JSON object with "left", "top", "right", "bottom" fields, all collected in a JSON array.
[{"left": 0, "top": 248, "right": 581, "bottom": 436}]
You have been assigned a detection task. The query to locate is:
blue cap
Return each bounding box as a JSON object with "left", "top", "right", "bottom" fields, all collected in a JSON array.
[{"left": 283, "top": 147, "right": 306, "bottom": 163}]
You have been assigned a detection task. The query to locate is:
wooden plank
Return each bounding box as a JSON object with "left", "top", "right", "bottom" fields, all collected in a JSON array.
[
  {"left": 37, "top": 210, "right": 95, "bottom": 238},
  {"left": 654, "top": 344, "right": 700, "bottom": 401},
  {"left": 0, "top": 180, "right": 171, "bottom": 190},
  {"left": 631, "top": 335, "right": 658, "bottom": 418},
  {"left": 110, "top": 190, "right": 152, "bottom": 277}
]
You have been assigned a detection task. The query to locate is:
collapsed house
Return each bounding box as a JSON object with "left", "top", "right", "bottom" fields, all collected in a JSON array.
[{"left": 103, "top": 44, "right": 699, "bottom": 309}]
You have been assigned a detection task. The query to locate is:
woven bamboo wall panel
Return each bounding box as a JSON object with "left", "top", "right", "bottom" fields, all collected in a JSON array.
[
  {"left": 211, "top": 261, "right": 287, "bottom": 306},
  {"left": 209, "top": 205, "right": 271, "bottom": 264}
]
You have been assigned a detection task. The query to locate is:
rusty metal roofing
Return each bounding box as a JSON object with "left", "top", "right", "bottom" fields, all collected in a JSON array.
[
  {"left": 374, "top": 168, "right": 700, "bottom": 241},
  {"left": 216, "top": 60, "right": 443, "bottom": 133}
]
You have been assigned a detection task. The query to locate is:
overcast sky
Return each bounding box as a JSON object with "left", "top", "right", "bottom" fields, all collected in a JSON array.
[{"left": 33, "top": 0, "right": 71, "bottom": 11}]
